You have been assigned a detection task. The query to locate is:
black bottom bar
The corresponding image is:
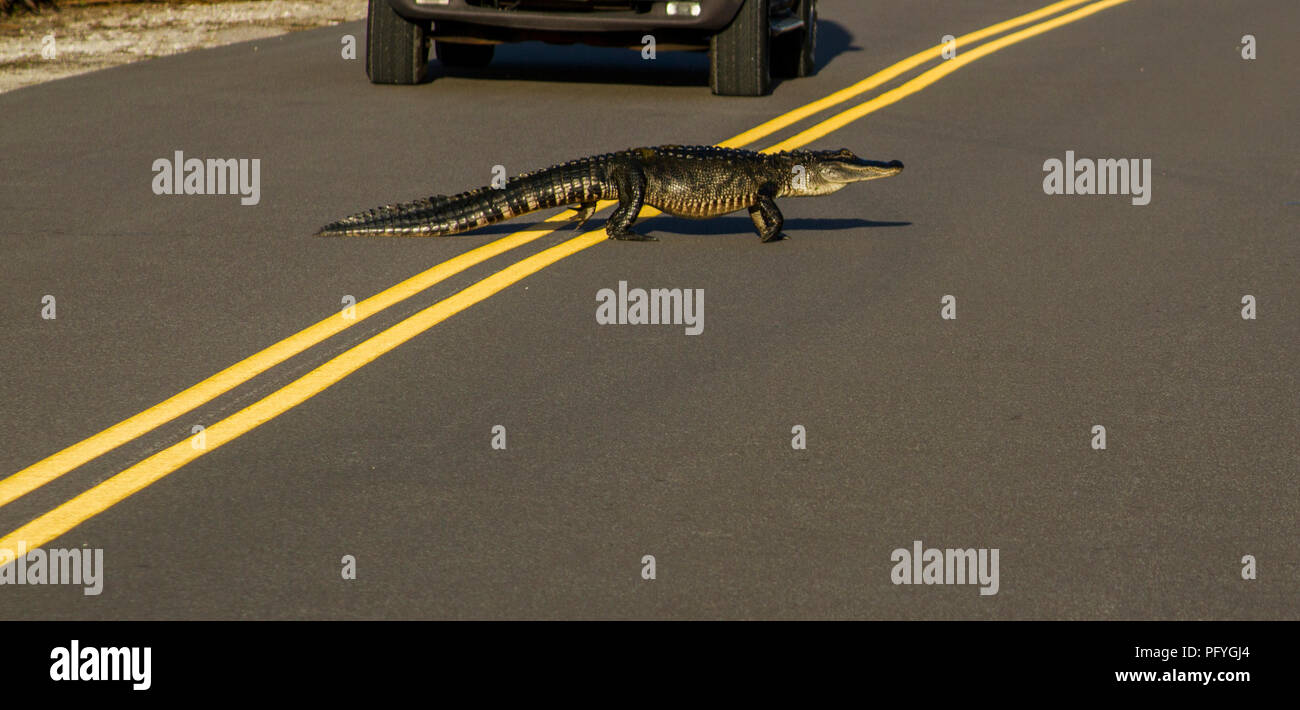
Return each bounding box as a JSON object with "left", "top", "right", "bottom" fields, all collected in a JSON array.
[{"left": 2, "top": 621, "right": 1285, "bottom": 696}]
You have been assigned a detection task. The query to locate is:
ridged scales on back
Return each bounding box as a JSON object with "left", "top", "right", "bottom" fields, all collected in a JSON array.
[{"left": 316, "top": 145, "right": 903, "bottom": 242}]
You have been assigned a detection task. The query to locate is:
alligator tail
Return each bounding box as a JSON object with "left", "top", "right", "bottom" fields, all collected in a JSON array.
[{"left": 314, "top": 155, "right": 612, "bottom": 237}]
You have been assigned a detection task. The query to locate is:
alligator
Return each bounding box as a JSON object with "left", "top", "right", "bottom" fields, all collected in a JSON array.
[{"left": 315, "top": 145, "right": 903, "bottom": 242}]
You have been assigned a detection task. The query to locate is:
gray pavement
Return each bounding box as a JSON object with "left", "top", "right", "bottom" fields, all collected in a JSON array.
[{"left": 0, "top": 0, "right": 1296, "bottom": 619}]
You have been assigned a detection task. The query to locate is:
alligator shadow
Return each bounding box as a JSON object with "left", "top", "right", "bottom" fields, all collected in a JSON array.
[
  {"left": 644, "top": 215, "right": 909, "bottom": 236},
  {"left": 441, "top": 215, "right": 907, "bottom": 238},
  {"left": 426, "top": 19, "right": 858, "bottom": 88}
]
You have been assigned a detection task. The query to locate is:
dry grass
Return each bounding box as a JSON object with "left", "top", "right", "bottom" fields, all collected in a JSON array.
[
  {"left": 0, "top": 0, "right": 365, "bottom": 92},
  {"left": 3, "top": 1, "right": 287, "bottom": 16}
]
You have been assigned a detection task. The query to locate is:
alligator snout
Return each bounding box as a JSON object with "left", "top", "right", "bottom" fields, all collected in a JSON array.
[
  {"left": 831, "top": 158, "right": 904, "bottom": 182},
  {"left": 861, "top": 159, "right": 903, "bottom": 172}
]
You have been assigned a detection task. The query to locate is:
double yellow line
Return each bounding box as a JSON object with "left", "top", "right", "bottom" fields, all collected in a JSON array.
[{"left": 0, "top": 0, "right": 1132, "bottom": 551}]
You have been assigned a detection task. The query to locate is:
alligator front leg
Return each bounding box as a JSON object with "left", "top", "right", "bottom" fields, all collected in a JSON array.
[
  {"left": 605, "top": 165, "right": 655, "bottom": 241},
  {"left": 748, "top": 195, "right": 786, "bottom": 242}
]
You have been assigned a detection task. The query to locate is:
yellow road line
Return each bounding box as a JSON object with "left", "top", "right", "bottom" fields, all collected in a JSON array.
[
  {"left": 0, "top": 215, "right": 574, "bottom": 508},
  {"left": 0, "top": 0, "right": 1136, "bottom": 553},
  {"left": 719, "top": 0, "right": 1095, "bottom": 148},
  {"left": 0, "top": 231, "right": 610, "bottom": 552},
  {"left": 0, "top": 0, "right": 1095, "bottom": 510},
  {"left": 768, "top": 0, "right": 1134, "bottom": 152}
]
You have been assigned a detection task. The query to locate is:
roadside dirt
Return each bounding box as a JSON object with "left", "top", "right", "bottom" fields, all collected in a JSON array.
[{"left": 0, "top": 0, "right": 364, "bottom": 93}]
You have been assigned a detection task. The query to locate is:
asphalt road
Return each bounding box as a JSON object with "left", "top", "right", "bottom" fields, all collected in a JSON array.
[{"left": 1, "top": 0, "right": 1296, "bottom": 619}]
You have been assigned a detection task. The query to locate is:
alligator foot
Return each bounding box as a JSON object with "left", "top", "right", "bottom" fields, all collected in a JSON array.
[
  {"left": 571, "top": 202, "right": 599, "bottom": 230},
  {"left": 750, "top": 196, "right": 786, "bottom": 243}
]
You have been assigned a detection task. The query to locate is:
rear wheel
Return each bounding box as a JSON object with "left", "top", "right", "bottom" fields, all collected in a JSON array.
[
  {"left": 773, "top": 0, "right": 817, "bottom": 78},
  {"left": 435, "top": 41, "right": 496, "bottom": 68},
  {"left": 365, "top": 0, "right": 430, "bottom": 85},
  {"left": 709, "top": 0, "right": 771, "bottom": 96}
]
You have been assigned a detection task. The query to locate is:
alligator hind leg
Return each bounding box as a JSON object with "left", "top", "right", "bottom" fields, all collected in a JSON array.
[
  {"left": 571, "top": 202, "right": 599, "bottom": 230},
  {"left": 749, "top": 196, "right": 786, "bottom": 242},
  {"left": 606, "top": 165, "right": 656, "bottom": 241}
]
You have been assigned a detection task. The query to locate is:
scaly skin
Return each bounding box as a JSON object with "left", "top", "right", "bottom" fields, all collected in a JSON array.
[{"left": 315, "top": 145, "right": 903, "bottom": 242}]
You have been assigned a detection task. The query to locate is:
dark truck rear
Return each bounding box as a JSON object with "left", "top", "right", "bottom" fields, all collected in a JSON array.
[{"left": 366, "top": 0, "right": 817, "bottom": 96}]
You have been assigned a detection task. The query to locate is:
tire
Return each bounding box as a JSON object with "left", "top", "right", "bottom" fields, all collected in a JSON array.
[
  {"left": 366, "top": 0, "right": 430, "bottom": 85},
  {"left": 772, "top": 0, "right": 817, "bottom": 79},
  {"left": 435, "top": 41, "right": 496, "bottom": 68},
  {"left": 709, "top": 0, "right": 771, "bottom": 96}
]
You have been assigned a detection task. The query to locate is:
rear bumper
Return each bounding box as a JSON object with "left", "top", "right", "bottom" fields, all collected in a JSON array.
[{"left": 388, "top": 0, "right": 745, "bottom": 34}]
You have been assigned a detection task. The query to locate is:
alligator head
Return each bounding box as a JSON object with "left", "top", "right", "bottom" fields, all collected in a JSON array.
[{"left": 782, "top": 148, "right": 904, "bottom": 196}]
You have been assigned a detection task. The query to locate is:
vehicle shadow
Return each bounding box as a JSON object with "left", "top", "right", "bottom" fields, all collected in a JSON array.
[
  {"left": 813, "top": 19, "right": 859, "bottom": 71},
  {"left": 425, "top": 19, "right": 858, "bottom": 88}
]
